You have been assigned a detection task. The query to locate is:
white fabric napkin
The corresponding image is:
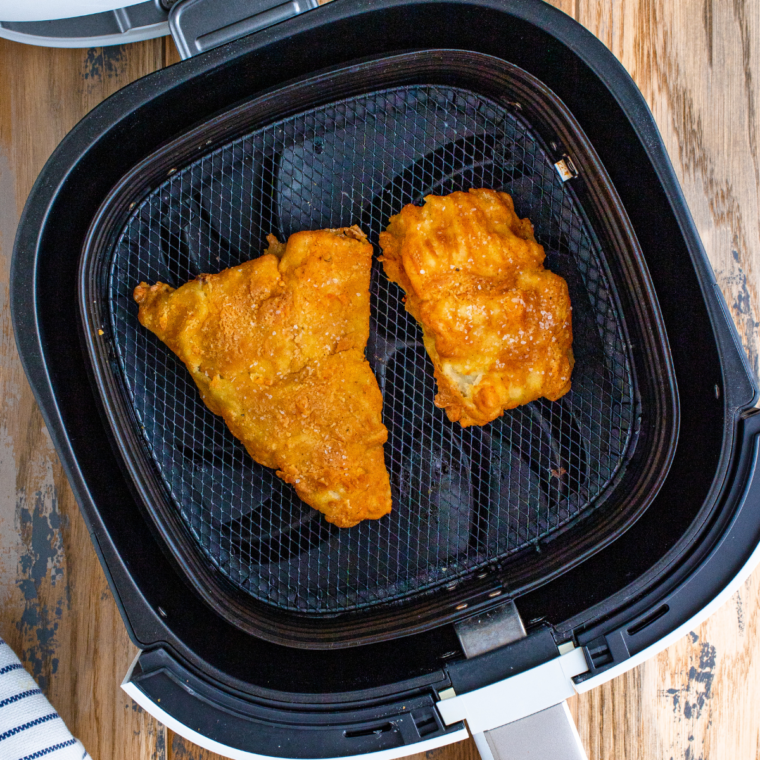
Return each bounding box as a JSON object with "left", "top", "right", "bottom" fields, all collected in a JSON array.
[{"left": 0, "top": 638, "right": 89, "bottom": 760}]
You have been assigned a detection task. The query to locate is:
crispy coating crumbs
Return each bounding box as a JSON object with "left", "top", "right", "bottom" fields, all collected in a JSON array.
[
  {"left": 379, "top": 189, "right": 573, "bottom": 427},
  {"left": 134, "top": 226, "right": 391, "bottom": 528}
]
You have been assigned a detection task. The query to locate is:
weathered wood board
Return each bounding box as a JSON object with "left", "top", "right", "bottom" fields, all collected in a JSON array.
[{"left": 0, "top": 1, "right": 757, "bottom": 758}]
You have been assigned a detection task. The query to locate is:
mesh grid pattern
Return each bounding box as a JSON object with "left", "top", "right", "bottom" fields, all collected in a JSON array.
[{"left": 107, "top": 85, "right": 636, "bottom": 613}]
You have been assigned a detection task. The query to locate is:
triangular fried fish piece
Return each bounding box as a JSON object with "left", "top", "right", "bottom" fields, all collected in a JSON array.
[
  {"left": 134, "top": 226, "right": 392, "bottom": 528},
  {"left": 380, "top": 189, "right": 573, "bottom": 427}
]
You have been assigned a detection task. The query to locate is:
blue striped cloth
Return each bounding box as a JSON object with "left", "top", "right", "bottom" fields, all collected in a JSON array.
[{"left": 0, "top": 639, "right": 89, "bottom": 760}]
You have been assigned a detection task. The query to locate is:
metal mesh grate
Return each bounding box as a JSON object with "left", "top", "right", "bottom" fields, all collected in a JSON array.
[{"left": 107, "top": 85, "right": 636, "bottom": 613}]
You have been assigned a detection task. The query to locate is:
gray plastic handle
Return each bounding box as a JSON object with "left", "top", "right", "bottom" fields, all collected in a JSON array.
[
  {"left": 472, "top": 702, "right": 588, "bottom": 760},
  {"left": 169, "top": 0, "right": 319, "bottom": 59}
]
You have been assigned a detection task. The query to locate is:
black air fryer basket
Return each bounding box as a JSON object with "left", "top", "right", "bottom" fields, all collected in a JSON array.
[
  {"left": 11, "top": 0, "right": 760, "bottom": 757},
  {"left": 79, "top": 50, "right": 677, "bottom": 646}
]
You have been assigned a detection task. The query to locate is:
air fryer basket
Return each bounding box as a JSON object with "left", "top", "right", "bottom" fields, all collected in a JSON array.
[{"left": 79, "top": 51, "right": 678, "bottom": 647}]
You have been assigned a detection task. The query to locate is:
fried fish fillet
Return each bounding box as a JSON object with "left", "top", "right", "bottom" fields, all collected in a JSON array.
[
  {"left": 134, "top": 227, "right": 392, "bottom": 528},
  {"left": 379, "top": 189, "right": 573, "bottom": 427}
]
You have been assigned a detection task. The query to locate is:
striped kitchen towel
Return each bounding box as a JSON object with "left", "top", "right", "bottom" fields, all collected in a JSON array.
[{"left": 0, "top": 638, "right": 89, "bottom": 760}]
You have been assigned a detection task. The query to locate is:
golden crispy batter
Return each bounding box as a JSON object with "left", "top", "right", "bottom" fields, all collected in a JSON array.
[
  {"left": 379, "top": 189, "right": 573, "bottom": 427},
  {"left": 134, "top": 227, "right": 392, "bottom": 528}
]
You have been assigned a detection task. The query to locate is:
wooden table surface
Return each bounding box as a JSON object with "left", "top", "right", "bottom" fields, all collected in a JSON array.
[{"left": 1, "top": 1, "right": 758, "bottom": 758}]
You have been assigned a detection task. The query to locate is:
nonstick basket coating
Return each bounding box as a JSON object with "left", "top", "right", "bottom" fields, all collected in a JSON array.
[
  {"left": 79, "top": 51, "right": 678, "bottom": 643},
  {"left": 104, "top": 84, "right": 634, "bottom": 613}
]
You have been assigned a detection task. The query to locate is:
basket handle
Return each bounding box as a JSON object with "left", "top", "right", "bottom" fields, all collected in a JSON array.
[
  {"left": 169, "top": 0, "right": 319, "bottom": 59},
  {"left": 472, "top": 702, "right": 588, "bottom": 760}
]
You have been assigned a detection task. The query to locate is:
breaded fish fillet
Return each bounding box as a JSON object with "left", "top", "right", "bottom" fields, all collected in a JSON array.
[
  {"left": 134, "top": 227, "right": 392, "bottom": 528},
  {"left": 379, "top": 189, "right": 573, "bottom": 427}
]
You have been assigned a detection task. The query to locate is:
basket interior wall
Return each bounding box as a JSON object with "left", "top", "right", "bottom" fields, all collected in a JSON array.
[{"left": 106, "top": 84, "right": 637, "bottom": 614}]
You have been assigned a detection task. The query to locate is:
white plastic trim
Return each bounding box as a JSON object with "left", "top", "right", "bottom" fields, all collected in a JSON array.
[
  {"left": 0, "top": 21, "right": 169, "bottom": 47},
  {"left": 122, "top": 655, "right": 469, "bottom": 760},
  {"left": 0, "top": 0, "right": 146, "bottom": 23},
  {"left": 576, "top": 437, "right": 760, "bottom": 692},
  {"left": 436, "top": 648, "right": 588, "bottom": 734},
  {"left": 471, "top": 731, "right": 495, "bottom": 760},
  {"left": 120, "top": 436, "right": 759, "bottom": 757},
  {"left": 118, "top": 524, "right": 760, "bottom": 760}
]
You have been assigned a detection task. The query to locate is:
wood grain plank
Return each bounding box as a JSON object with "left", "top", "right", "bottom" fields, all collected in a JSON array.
[
  {"left": 169, "top": 730, "right": 229, "bottom": 760},
  {"left": 567, "top": 1, "right": 760, "bottom": 759},
  {"left": 1, "top": 1, "right": 759, "bottom": 758},
  {"left": 546, "top": 0, "right": 578, "bottom": 18},
  {"left": 575, "top": 0, "right": 760, "bottom": 379},
  {"left": 164, "top": 36, "right": 183, "bottom": 68},
  {"left": 0, "top": 36, "right": 168, "bottom": 760}
]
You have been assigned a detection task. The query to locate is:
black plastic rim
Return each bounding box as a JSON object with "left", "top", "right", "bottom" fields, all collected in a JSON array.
[{"left": 10, "top": 4, "right": 759, "bottom": 742}]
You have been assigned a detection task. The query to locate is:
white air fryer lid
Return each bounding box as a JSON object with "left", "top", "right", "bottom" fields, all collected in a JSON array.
[
  {"left": 0, "top": 0, "right": 319, "bottom": 55},
  {"left": 0, "top": 0, "right": 171, "bottom": 47},
  {"left": 0, "top": 0, "right": 318, "bottom": 52}
]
